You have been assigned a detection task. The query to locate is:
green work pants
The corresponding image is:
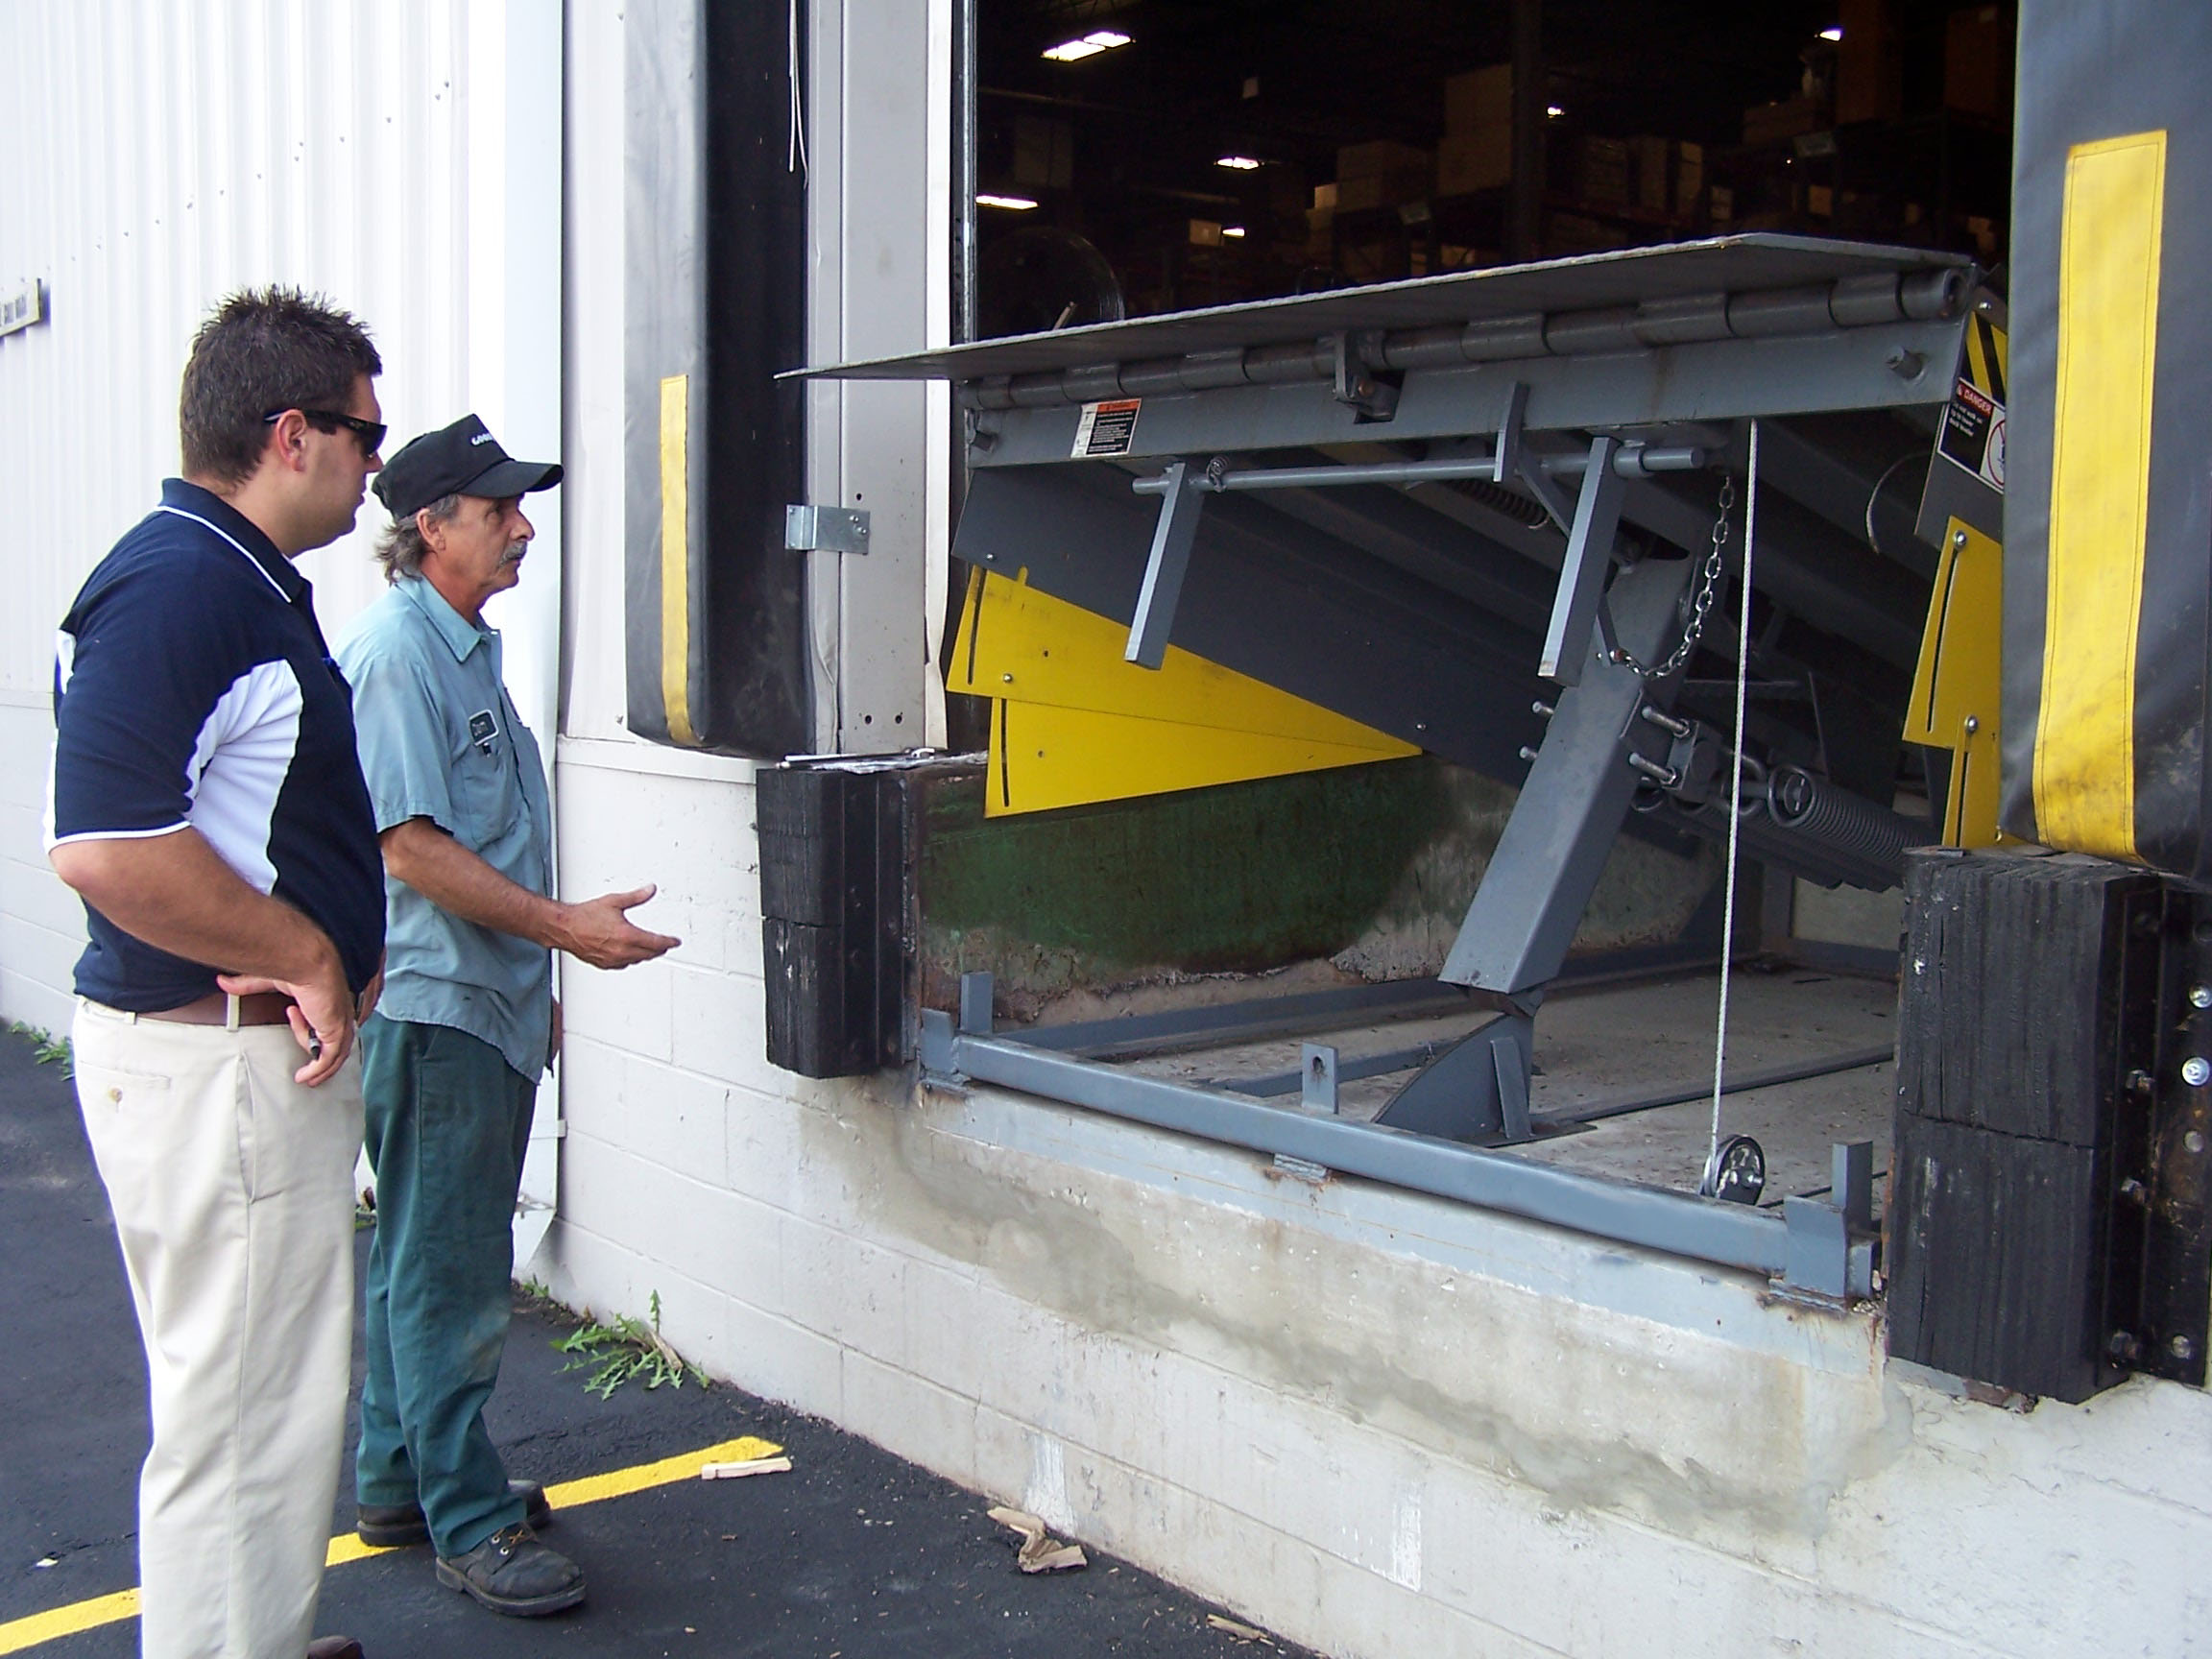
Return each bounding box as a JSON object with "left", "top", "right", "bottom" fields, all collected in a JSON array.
[{"left": 354, "top": 1015, "right": 537, "bottom": 1557}]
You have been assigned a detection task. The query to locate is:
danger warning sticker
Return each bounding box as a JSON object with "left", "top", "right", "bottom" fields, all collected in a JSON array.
[
  {"left": 1071, "top": 398, "right": 1141, "bottom": 459},
  {"left": 1936, "top": 312, "right": 2007, "bottom": 494},
  {"left": 1938, "top": 379, "right": 2006, "bottom": 493}
]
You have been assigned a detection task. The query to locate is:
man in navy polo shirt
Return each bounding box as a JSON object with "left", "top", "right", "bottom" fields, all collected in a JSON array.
[
  {"left": 336, "top": 416, "right": 677, "bottom": 1618},
  {"left": 46, "top": 288, "right": 388, "bottom": 1659}
]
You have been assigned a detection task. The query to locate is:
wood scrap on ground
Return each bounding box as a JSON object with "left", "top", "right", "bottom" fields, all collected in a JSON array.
[
  {"left": 986, "top": 1504, "right": 1089, "bottom": 1573},
  {"left": 1206, "top": 1612, "right": 1277, "bottom": 1646},
  {"left": 700, "top": 1455, "right": 794, "bottom": 1479}
]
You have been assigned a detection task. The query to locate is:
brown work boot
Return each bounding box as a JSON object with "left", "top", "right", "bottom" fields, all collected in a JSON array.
[
  {"left": 306, "top": 1639, "right": 365, "bottom": 1659},
  {"left": 435, "top": 1523, "right": 587, "bottom": 1617},
  {"left": 356, "top": 1479, "right": 551, "bottom": 1548}
]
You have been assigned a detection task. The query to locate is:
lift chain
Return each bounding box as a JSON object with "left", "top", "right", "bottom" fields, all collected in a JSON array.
[{"left": 1617, "top": 470, "right": 1736, "bottom": 682}]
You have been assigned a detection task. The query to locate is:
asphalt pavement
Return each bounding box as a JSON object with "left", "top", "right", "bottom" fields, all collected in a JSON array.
[{"left": 0, "top": 1025, "right": 1312, "bottom": 1658}]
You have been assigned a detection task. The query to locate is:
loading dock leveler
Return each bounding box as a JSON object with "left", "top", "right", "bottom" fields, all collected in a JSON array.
[{"left": 794, "top": 235, "right": 1984, "bottom": 1302}]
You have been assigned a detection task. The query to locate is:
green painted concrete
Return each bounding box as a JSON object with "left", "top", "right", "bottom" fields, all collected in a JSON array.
[
  {"left": 916, "top": 759, "right": 1719, "bottom": 1015},
  {"left": 920, "top": 758, "right": 1451, "bottom": 1005}
]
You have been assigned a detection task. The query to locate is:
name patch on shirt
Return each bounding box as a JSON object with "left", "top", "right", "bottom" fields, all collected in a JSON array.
[{"left": 468, "top": 709, "right": 499, "bottom": 755}]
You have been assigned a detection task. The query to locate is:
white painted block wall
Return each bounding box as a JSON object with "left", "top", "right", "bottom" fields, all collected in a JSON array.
[{"left": 537, "top": 736, "right": 2212, "bottom": 1659}]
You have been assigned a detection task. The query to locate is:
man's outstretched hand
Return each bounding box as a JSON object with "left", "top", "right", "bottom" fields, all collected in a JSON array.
[{"left": 556, "top": 884, "right": 681, "bottom": 971}]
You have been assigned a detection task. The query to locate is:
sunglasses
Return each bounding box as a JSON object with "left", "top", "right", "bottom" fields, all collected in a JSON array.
[{"left": 263, "top": 407, "right": 388, "bottom": 457}]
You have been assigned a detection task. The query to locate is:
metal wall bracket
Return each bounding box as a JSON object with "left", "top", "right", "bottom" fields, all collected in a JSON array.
[
  {"left": 2109, "top": 887, "right": 2212, "bottom": 1385},
  {"left": 1493, "top": 381, "right": 1575, "bottom": 533},
  {"left": 785, "top": 503, "right": 873, "bottom": 554},
  {"left": 1301, "top": 1044, "right": 1340, "bottom": 1114},
  {"left": 1777, "top": 1142, "right": 1878, "bottom": 1302}
]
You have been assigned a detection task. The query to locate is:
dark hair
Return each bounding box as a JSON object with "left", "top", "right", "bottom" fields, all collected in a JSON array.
[
  {"left": 375, "top": 493, "right": 464, "bottom": 583},
  {"left": 179, "top": 287, "right": 383, "bottom": 486}
]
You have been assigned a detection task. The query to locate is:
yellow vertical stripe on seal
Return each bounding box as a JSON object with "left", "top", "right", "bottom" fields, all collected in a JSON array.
[
  {"left": 2034, "top": 131, "right": 2166, "bottom": 860},
  {"left": 659, "top": 373, "right": 699, "bottom": 746}
]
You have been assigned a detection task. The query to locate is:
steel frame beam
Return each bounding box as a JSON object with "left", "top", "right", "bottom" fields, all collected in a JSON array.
[
  {"left": 1126, "top": 442, "right": 1706, "bottom": 497},
  {"left": 968, "top": 319, "right": 1962, "bottom": 470},
  {"left": 921, "top": 1007, "right": 1871, "bottom": 1298}
]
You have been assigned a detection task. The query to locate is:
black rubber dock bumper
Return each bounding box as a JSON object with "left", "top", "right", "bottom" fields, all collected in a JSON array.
[{"left": 1887, "top": 848, "right": 2212, "bottom": 1403}]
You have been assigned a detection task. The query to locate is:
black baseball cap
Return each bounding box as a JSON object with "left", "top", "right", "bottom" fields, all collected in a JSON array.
[{"left": 373, "top": 414, "right": 563, "bottom": 518}]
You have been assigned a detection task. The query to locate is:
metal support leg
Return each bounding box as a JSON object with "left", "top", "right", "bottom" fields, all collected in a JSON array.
[
  {"left": 1375, "top": 1001, "right": 1536, "bottom": 1143},
  {"left": 1441, "top": 555, "right": 1695, "bottom": 994},
  {"left": 959, "top": 971, "right": 995, "bottom": 1035},
  {"left": 1539, "top": 434, "right": 1627, "bottom": 685},
  {"left": 1125, "top": 459, "right": 1206, "bottom": 668}
]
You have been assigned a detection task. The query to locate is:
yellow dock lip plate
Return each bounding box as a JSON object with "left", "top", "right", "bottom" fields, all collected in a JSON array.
[
  {"left": 954, "top": 570, "right": 1418, "bottom": 749},
  {"left": 989, "top": 700, "right": 1410, "bottom": 816}
]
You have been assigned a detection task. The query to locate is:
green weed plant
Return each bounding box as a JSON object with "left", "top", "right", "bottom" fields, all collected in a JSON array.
[
  {"left": 554, "top": 1290, "right": 706, "bottom": 1399},
  {"left": 5, "top": 1022, "right": 73, "bottom": 1078}
]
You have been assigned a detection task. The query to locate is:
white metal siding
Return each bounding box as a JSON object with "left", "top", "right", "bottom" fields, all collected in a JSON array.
[
  {"left": 0, "top": 1, "right": 565, "bottom": 1211},
  {"left": 0, "top": 0, "right": 564, "bottom": 695}
]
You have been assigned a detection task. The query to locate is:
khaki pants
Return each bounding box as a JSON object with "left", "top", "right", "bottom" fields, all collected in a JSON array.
[{"left": 74, "top": 998, "right": 364, "bottom": 1659}]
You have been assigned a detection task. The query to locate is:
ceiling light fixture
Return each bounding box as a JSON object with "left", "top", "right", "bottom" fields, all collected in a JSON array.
[
  {"left": 1042, "top": 29, "right": 1130, "bottom": 61},
  {"left": 1546, "top": 104, "right": 1565, "bottom": 118},
  {"left": 1818, "top": 25, "right": 1843, "bottom": 40},
  {"left": 1222, "top": 226, "right": 1246, "bottom": 238},
  {"left": 976, "top": 193, "right": 1040, "bottom": 210},
  {"left": 1215, "top": 155, "right": 1262, "bottom": 171}
]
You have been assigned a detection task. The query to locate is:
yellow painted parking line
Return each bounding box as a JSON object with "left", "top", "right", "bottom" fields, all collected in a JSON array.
[
  {"left": 0, "top": 1589, "right": 141, "bottom": 1657},
  {"left": 0, "top": 1435, "right": 783, "bottom": 1656}
]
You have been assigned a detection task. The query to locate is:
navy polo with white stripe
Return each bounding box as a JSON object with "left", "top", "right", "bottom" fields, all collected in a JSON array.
[{"left": 45, "top": 478, "right": 386, "bottom": 1011}]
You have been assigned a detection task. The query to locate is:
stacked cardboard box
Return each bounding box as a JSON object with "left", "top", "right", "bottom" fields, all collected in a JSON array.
[
  {"left": 1435, "top": 63, "right": 1514, "bottom": 199},
  {"left": 1676, "top": 141, "right": 1705, "bottom": 217},
  {"left": 1437, "top": 128, "right": 1510, "bottom": 196},
  {"left": 1337, "top": 236, "right": 1409, "bottom": 285},
  {"left": 1334, "top": 139, "right": 1431, "bottom": 212},
  {"left": 1945, "top": 3, "right": 2013, "bottom": 121},
  {"left": 1574, "top": 134, "right": 1631, "bottom": 206},
  {"left": 1837, "top": 0, "right": 1905, "bottom": 123},
  {"left": 1443, "top": 64, "right": 1513, "bottom": 133},
  {"left": 1743, "top": 93, "right": 1828, "bottom": 145},
  {"left": 1627, "top": 136, "right": 1671, "bottom": 212},
  {"left": 1545, "top": 211, "right": 1615, "bottom": 254}
]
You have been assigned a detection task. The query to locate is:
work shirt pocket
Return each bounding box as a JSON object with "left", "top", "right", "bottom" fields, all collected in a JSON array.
[{"left": 449, "top": 708, "right": 524, "bottom": 850}]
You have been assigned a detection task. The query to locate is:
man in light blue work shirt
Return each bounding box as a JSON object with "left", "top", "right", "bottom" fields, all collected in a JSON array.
[{"left": 334, "top": 415, "right": 679, "bottom": 1619}]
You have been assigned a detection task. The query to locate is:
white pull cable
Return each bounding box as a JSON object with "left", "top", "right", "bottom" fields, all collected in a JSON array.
[
  {"left": 1707, "top": 418, "right": 1760, "bottom": 1172},
  {"left": 788, "top": 0, "right": 810, "bottom": 178}
]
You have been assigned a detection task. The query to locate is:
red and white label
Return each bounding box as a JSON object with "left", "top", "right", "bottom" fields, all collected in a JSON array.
[{"left": 1071, "top": 398, "right": 1142, "bottom": 459}]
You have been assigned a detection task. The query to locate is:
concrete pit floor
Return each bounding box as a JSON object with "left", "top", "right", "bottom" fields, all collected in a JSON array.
[
  {"left": 1125, "top": 963, "right": 1899, "bottom": 1207},
  {"left": 0, "top": 1029, "right": 1314, "bottom": 1659}
]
